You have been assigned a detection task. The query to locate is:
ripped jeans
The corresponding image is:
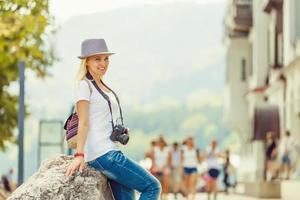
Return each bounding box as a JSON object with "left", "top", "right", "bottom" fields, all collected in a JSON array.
[{"left": 87, "top": 150, "right": 161, "bottom": 200}]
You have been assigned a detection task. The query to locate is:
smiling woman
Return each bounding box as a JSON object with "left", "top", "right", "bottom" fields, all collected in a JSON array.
[{"left": 65, "top": 38, "right": 162, "bottom": 200}]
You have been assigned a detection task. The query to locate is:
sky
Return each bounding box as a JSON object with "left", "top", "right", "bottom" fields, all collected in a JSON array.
[{"left": 50, "top": 0, "right": 226, "bottom": 23}]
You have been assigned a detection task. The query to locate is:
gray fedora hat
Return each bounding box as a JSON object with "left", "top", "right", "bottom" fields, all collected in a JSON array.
[{"left": 78, "top": 38, "right": 115, "bottom": 59}]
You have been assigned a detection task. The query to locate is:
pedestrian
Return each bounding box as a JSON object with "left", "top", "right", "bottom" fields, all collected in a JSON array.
[
  {"left": 223, "top": 149, "right": 231, "bottom": 194},
  {"left": 170, "top": 142, "right": 183, "bottom": 199},
  {"left": 265, "top": 132, "right": 278, "bottom": 180},
  {"left": 279, "top": 130, "right": 294, "bottom": 180},
  {"left": 1, "top": 175, "right": 11, "bottom": 193},
  {"left": 152, "top": 136, "right": 171, "bottom": 200},
  {"left": 205, "top": 140, "right": 222, "bottom": 200},
  {"left": 181, "top": 137, "right": 200, "bottom": 200},
  {"left": 146, "top": 140, "right": 158, "bottom": 174},
  {"left": 65, "top": 38, "right": 161, "bottom": 200}
]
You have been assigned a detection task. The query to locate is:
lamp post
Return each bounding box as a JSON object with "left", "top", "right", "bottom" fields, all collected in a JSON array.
[{"left": 18, "top": 61, "right": 25, "bottom": 185}]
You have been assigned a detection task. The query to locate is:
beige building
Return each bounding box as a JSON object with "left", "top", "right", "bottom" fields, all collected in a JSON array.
[{"left": 224, "top": 0, "right": 300, "bottom": 199}]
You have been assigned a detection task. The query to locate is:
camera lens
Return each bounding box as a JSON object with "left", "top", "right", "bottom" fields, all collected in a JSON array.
[{"left": 119, "top": 134, "right": 129, "bottom": 145}]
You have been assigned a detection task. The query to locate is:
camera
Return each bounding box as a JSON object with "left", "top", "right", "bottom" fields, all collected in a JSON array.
[{"left": 110, "top": 124, "right": 130, "bottom": 145}]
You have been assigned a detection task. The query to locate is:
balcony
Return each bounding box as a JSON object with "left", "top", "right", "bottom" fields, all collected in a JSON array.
[
  {"left": 225, "top": 0, "right": 253, "bottom": 38},
  {"left": 264, "top": 0, "right": 283, "bottom": 13},
  {"left": 234, "top": 3, "right": 253, "bottom": 32}
]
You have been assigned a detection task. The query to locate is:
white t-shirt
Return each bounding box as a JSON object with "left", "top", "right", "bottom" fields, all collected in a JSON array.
[
  {"left": 154, "top": 146, "right": 170, "bottom": 169},
  {"left": 75, "top": 79, "right": 120, "bottom": 162},
  {"left": 279, "top": 136, "right": 294, "bottom": 156},
  {"left": 182, "top": 146, "right": 198, "bottom": 168},
  {"left": 206, "top": 147, "right": 221, "bottom": 169},
  {"left": 171, "top": 148, "right": 181, "bottom": 167}
]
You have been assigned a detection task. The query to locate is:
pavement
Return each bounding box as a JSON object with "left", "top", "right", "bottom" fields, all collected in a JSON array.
[{"left": 163, "top": 193, "right": 280, "bottom": 200}]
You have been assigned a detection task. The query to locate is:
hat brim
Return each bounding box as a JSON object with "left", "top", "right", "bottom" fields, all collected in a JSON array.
[{"left": 78, "top": 52, "right": 115, "bottom": 59}]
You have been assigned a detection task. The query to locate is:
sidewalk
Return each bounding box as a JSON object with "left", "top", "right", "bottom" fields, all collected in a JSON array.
[{"left": 165, "top": 193, "right": 281, "bottom": 200}]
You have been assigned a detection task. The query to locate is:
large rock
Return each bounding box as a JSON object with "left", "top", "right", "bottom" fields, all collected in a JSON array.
[{"left": 8, "top": 155, "right": 114, "bottom": 200}]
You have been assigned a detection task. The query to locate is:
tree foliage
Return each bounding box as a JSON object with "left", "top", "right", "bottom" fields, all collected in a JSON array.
[{"left": 0, "top": 0, "right": 56, "bottom": 150}]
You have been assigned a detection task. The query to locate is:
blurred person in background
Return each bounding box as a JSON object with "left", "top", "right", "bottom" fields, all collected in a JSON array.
[
  {"left": 223, "top": 149, "right": 231, "bottom": 194},
  {"left": 170, "top": 142, "right": 183, "bottom": 199},
  {"left": 265, "top": 132, "right": 279, "bottom": 180},
  {"left": 0, "top": 177, "right": 8, "bottom": 199},
  {"left": 145, "top": 140, "right": 158, "bottom": 174},
  {"left": 1, "top": 175, "right": 11, "bottom": 193},
  {"left": 205, "top": 140, "right": 222, "bottom": 200},
  {"left": 279, "top": 130, "right": 294, "bottom": 180},
  {"left": 181, "top": 137, "right": 201, "bottom": 200},
  {"left": 152, "top": 136, "right": 171, "bottom": 200}
]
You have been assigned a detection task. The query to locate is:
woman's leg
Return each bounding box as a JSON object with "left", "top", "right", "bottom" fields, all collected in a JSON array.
[
  {"left": 189, "top": 173, "right": 197, "bottom": 200},
  {"left": 211, "top": 180, "right": 217, "bottom": 200},
  {"left": 184, "top": 175, "right": 190, "bottom": 200},
  {"left": 172, "top": 167, "right": 182, "bottom": 198},
  {"left": 162, "top": 172, "right": 169, "bottom": 199},
  {"left": 90, "top": 151, "right": 161, "bottom": 200},
  {"left": 206, "top": 179, "right": 212, "bottom": 200},
  {"left": 108, "top": 178, "right": 135, "bottom": 200}
]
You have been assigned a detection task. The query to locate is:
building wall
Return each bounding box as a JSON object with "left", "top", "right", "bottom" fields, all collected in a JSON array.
[
  {"left": 285, "top": 66, "right": 300, "bottom": 141},
  {"left": 225, "top": 0, "right": 300, "bottom": 183},
  {"left": 224, "top": 38, "right": 250, "bottom": 141},
  {"left": 249, "top": 0, "right": 270, "bottom": 89},
  {"left": 283, "top": 0, "right": 300, "bottom": 66}
]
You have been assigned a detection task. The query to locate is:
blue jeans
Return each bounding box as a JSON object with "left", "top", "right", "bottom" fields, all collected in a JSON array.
[{"left": 87, "top": 150, "right": 161, "bottom": 200}]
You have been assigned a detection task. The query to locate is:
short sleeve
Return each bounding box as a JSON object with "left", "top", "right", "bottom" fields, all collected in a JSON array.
[{"left": 75, "top": 80, "right": 91, "bottom": 103}]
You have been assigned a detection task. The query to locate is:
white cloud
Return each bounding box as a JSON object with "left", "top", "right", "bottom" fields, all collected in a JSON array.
[
  {"left": 191, "top": 45, "right": 224, "bottom": 71},
  {"left": 181, "top": 113, "right": 209, "bottom": 131},
  {"left": 186, "top": 89, "right": 223, "bottom": 108}
]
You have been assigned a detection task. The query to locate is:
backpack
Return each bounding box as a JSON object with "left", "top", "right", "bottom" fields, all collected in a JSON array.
[{"left": 64, "top": 78, "right": 92, "bottom": 149}]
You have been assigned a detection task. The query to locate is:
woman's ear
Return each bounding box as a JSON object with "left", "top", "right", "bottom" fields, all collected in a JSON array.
[{"left": 85, "top": 58, "right": 89, "bottom": 67}]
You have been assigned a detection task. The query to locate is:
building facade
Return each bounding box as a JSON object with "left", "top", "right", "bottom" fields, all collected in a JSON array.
[{"left": 224, "top": 0, "right": 300, "bottom": 198}]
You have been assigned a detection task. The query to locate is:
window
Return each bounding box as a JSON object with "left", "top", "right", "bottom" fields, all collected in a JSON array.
[
  {"left": 296, "top": 0, "right": 300, "bottom": 39},
  {"left": 241, "top": 58, "right": 247, "bottom": 81},
  {"left": 249, "top": 44, "right": 253, "bottom": 76}
]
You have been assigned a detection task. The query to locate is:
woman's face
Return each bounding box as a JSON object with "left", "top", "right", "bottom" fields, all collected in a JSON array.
[
  {"left": 86, "top": 54, "right": 110, "bottom": 77},
  {"left": 187, "top": 137, "right": 194, "bottom": 147}
]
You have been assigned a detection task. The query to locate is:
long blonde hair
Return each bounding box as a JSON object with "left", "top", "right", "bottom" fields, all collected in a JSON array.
[{"left": 76, "top": 58, "right": 88, "bottom": 81}]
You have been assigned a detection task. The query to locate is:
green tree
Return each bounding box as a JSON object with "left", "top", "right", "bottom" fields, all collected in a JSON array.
[{"left": 0, "top": 0, "right": 56, "bottom": 150}]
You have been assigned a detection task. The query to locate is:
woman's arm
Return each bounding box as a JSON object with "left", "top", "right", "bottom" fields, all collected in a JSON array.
[
  {"left": 197, "top": 149, "right": 202, "bottom": 163},
  {"left": 65, "top": 100, "right": 89, "bottom": 177},
  {"left": 167, "top": 151, "right": 172, "bottom": 166},
  {"left": 180, "top": 149, "right": 184, "bottom": 167}
]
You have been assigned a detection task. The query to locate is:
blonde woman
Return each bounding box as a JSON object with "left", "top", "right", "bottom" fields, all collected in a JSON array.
[
  {"left": 181, "top": 137, "right": 201, "bottom": 200},
  {"left": 65, "top": 39, "right": 161, "bottom": 200}
]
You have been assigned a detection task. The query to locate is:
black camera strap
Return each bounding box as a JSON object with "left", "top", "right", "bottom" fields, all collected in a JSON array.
[{"left": 85, "top": 73, "right": 124, "bottom": 130}]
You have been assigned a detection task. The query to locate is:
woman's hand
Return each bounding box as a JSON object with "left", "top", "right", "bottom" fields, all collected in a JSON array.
[
  {"left": 65, "top": 157, "right": 85, "bottom": 177},
  {"left": 125, "top": 128, "right": 130, "bottom": 136}
]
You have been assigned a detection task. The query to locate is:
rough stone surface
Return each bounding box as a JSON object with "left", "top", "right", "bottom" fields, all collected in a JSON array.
[{"left": 8, "top": 155, "right": 114, "bottom": 200}]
